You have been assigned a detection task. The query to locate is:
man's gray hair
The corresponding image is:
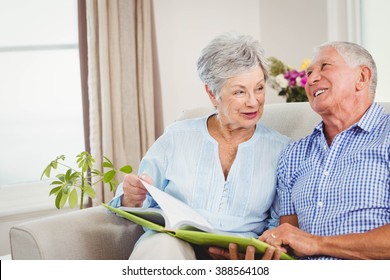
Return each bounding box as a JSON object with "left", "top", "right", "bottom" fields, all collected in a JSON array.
[
  {"left": 197, "top": 33, "right": 268, "bottom": 99},
  {"left": 315, "top": 41, "right": 377, "bottom": 99}
]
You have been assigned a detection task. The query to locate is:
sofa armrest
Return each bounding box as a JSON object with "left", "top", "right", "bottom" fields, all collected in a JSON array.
[{"left": 9, "top": 206, "right": 143, "bottom": 260}]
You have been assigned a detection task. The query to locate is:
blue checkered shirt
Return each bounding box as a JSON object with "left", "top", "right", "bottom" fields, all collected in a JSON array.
[{"left": 277, "top": 103, "right": 390, "bottom": 259}]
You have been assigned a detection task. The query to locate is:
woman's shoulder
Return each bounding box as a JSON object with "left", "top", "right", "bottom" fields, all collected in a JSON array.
[{"left": 165, "top": 114, "right": 210, "bottom": 133}]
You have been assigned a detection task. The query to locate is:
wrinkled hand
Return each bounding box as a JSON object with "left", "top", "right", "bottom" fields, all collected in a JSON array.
[
  {"left": 121, "top": 173, "right": 153, "bottom": 207},
  {"left": 208, "top": 243, "right": 281, "bottom": 260},
  {"left": 259, "top": 223, "right": 318, "bottom": 257}
]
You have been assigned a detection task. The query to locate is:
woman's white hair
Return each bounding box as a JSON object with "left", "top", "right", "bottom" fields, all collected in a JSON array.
[{"left": 197, "top": 33, "right": 268, "bottom": 99}]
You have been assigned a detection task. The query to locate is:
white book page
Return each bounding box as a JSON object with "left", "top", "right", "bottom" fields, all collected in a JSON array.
[{"left": 140, "top": 180, "right": 214, "bottom": 232}]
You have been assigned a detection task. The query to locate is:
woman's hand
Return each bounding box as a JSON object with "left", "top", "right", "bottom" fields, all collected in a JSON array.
[
  {"left": 121, "top": 173, "right": 153, "bottom": 207},
  {"left": 208, "top": 243, "right": 281, "bottom": 260}
]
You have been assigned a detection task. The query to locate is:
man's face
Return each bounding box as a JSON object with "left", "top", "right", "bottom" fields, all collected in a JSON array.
[{"left": 304, "top": 47, "right": 359, "bottom": 115}]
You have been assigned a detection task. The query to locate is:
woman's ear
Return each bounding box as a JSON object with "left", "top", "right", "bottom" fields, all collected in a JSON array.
[
  {"left": 356, "top": 66, "right": 371, "bottom": 92},
  {"left": 205, "top": 85, "right": 218, "bottom": 107}
]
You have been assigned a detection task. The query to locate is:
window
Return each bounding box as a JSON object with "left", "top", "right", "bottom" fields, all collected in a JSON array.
[{"left": 0, "top": 0, "right": 84, "bottom": 186}]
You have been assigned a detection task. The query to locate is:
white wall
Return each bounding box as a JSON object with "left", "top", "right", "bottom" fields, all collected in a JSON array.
[
  {"left": 153, "top": 0, "right": 390, "bottom": 129},
  {"left": 259, "top": 0, "right": 327, "bottom": 68},
  {"left": 153, "top": 0, "right": 328, "bottom": 128},
  {"left": 153, "top": 0, "right": 262, "bottom": 127},
  {"left": 361, "top": 0, "right": 390, "bottom": 102}
]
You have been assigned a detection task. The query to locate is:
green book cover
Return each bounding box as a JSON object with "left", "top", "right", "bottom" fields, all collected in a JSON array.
[{"left": 103, "top": 203, "right": 294, "bottom": 260}]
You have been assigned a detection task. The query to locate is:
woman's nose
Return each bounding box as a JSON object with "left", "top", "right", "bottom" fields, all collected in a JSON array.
[{"left": 246, "top": 92, "right": 259, "bottom": 106}]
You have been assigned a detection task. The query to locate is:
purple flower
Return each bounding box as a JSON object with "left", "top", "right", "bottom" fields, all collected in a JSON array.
[
  {"left": 300, "top": 76, "right": 307, "bottom": 86},
  {"left": 288, "top": 79, "right": 296, "bottom": 87},
  {"left": 289, "top": 70, "right": 299, "bottom": 79}
]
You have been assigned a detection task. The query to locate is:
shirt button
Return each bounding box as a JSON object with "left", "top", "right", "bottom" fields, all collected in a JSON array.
[
  {"left": 317, "top": 201, "right": 324, "bottom": 207},
  {"left": 323, "top": 171, "right": 330, "bottom": 176}
]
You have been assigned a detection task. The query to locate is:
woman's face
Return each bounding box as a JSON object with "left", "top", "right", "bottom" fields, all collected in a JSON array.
[{"left": 209, "top": 66, "right": 266, "bottom": 130}]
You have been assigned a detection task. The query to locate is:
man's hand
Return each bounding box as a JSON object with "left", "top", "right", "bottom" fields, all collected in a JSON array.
[{"left": 259, "top": 223, "right": 319, "bottom": 258}]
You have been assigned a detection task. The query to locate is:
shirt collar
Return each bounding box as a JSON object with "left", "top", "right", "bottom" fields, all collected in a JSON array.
[
  {"left": 356, "top": 102, "right": 384, "bottom": 132},
  {"left": 313, "top": 102, "right": 384, "bottom": 135}
]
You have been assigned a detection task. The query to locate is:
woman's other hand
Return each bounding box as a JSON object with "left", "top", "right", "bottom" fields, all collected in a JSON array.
[
  {"left": 208, "top": 243, "right": 281, "bottom": 260},
  {"left": 121, "top": 173, "right": 153, "bottom": 207}
]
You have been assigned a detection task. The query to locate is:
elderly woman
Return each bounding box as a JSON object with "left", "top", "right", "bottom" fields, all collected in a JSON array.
[{"left": 109, "top": 33, "right": 291, "bottom": 259}]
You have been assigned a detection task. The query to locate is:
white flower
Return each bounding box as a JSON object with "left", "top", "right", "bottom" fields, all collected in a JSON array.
[
  {"left": 275, "top": 74, "right": 288, "bottom": 89},
  {"left": 296, "top": 77, "right": 302, "bottom": 87}
]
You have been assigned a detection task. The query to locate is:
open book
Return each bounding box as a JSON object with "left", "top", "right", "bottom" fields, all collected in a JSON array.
[
  {"left": 119, "top": 180, "right": 217, "bottom": 233},
  {"left": 103, "top": 180, "right": 294, "bottom": 260}
]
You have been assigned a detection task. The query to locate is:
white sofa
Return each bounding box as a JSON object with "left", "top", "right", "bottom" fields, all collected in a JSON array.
[{"left": 9, "top": 102, "right": 390, "bottom": 259}]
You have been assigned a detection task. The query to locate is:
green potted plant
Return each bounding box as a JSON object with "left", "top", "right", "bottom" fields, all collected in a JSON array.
[{"left": 41, "top": 151, "right": 132, "bottom": 209}]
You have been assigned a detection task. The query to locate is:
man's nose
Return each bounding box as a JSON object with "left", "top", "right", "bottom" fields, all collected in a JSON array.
[{"left": 307, "top": 71, "right": 320, "bottom": 85}]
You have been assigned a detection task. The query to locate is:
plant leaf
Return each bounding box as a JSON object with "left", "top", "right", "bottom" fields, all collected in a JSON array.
[
  {"left": 49, "top": 186, "right": 62, "bottom": 196},
  {"left": 103, "top": 156, "right": 113, "bottom": 166},
  {"left": 41, "top": 165, "right": 51, "bottom": 179},
  {"left": 119, "top": 165, "right": 132, "bottom": 174},
  {"left": 76, "top": 151, "right": 94, "bottom": 172},
  {"left": 69, "top": 189, "right": 78, "bottom": 208},
  {"left": 102, "top": 161, "right": 113, "bottom": 168},
  {"left": 56, "top": 174, "right": 65, "bottom": 181},
  {"left": 109, "top": 181, "right": 118, "bottom": 193},
  {"left": 68, "top": 171, "right": 79, "bottom": 180},
  {"left": 65, "top": 169, "right": 72, "bottom": 181},
  {"left": 50, "top": 180, "right": 63, "bottom": 186},
  {"left": 59, "top": 190, "right": 68, "bottom": 209},
  {"left": 91, "top": 169, "right": 102, "bottom": 176},
  {"left": 84, "top": 185, "right": 96, "bottom": 199},
  {"left": 103, "top": 170, "right": 116, "bottom": 183},
  {"left": 55, "top": 191, "right": 62, "bottom": 209}
]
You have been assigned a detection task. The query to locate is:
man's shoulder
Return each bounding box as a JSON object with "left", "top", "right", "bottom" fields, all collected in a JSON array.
[{"left": 282, "top": 133, "right": 317, "bottom": 156}]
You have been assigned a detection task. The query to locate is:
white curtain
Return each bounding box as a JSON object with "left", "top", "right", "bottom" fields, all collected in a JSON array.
[{"left": 86, "top": 0, "right": 155, "bottom": 204}]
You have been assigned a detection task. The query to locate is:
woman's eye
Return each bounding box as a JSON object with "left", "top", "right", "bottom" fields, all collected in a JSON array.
[
  {"left": 234, "top": 90, "right": 245, "bottom": 96},
  {"left": 256, "top": 86, "right": 264, "bottom": 92}
]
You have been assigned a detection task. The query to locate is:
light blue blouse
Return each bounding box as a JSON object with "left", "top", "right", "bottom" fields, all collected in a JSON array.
[{"left": 110, "top": 114, "right": 291, "bottom": 237}]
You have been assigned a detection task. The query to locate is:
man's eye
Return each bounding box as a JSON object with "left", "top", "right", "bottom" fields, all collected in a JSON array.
[{"left": 321, "top": 63, "right": 329, "bottom": 69}]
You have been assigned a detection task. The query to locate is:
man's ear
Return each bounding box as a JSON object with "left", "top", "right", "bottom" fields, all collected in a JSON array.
[
  {"left": 356, "top": 66, "right": 371, "bottom": 91},
  {"left": 205, "top": 85, "right": 218, "bottom": 107}
]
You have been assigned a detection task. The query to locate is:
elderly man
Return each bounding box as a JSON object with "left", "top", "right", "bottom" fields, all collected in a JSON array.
[{"left": 210, "top": 41, "right": 390, "bottom": 260}]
